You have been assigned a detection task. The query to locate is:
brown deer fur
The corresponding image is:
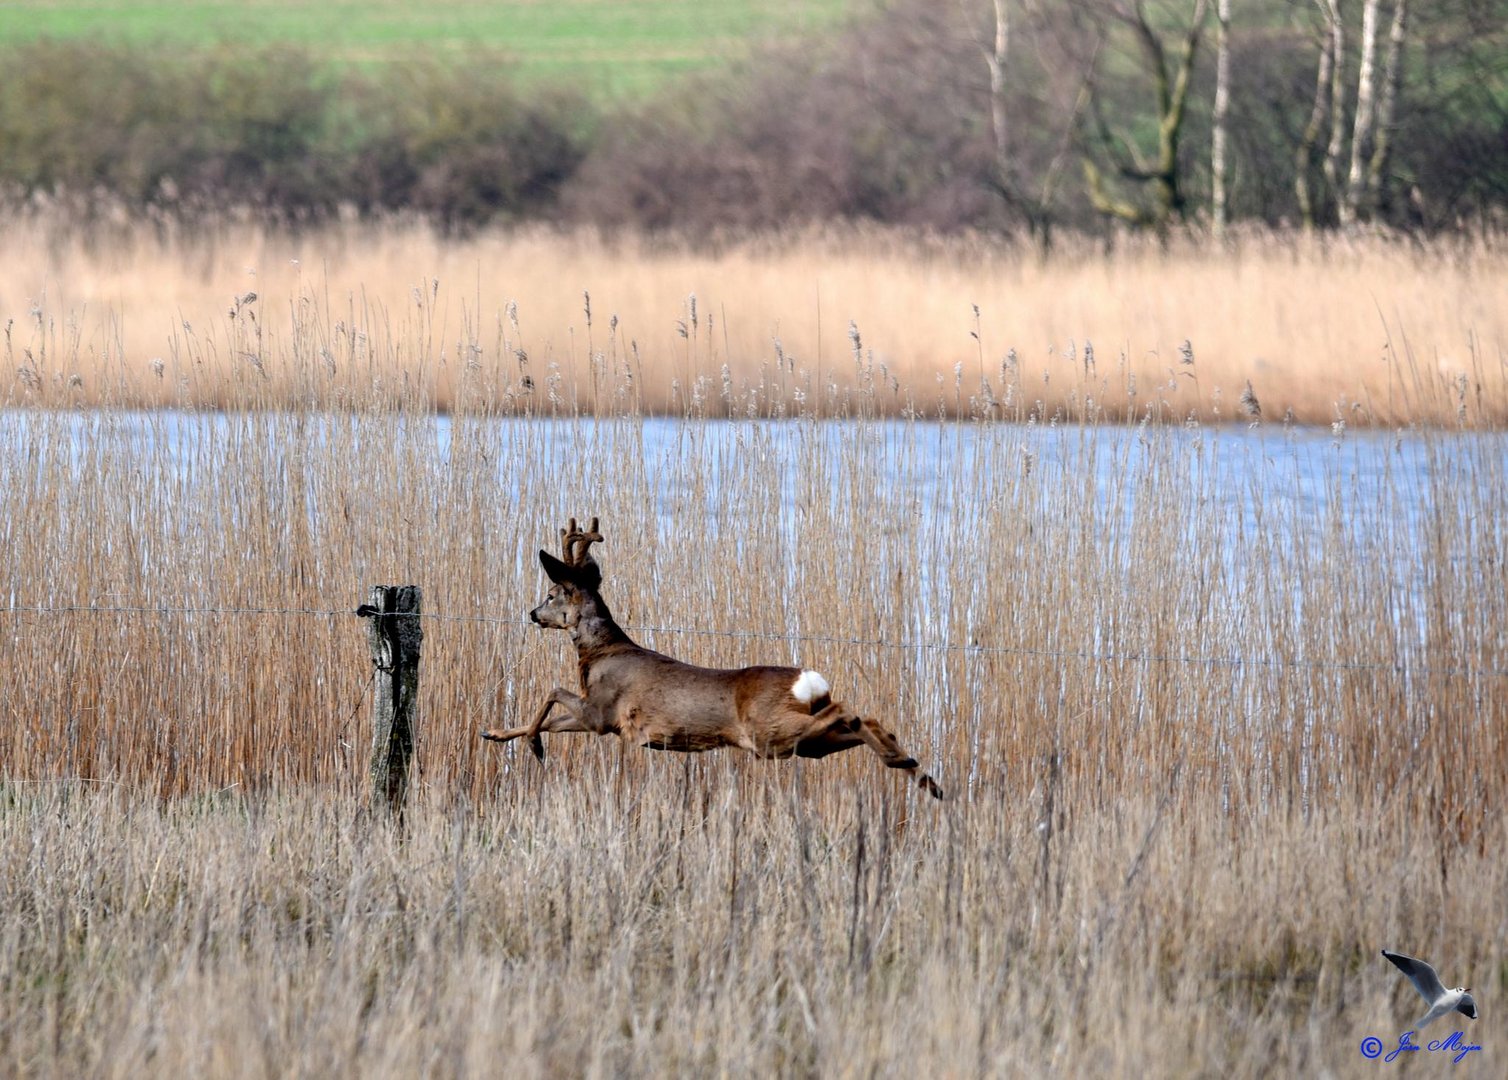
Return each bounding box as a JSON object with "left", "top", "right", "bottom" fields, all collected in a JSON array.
[{"left": 483, "top": 518, "right": 944, "bottom": 799}]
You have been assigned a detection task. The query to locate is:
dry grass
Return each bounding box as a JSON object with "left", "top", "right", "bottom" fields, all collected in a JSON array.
[
  {"left": 4, "top": 218, "right": 1507, "bottom": 425},
  {"left": 0, "top": 782, "right": 1501, "bottom": 1077},
  {"left": 1, "top": 220, "right": 1505, "bottom": 1074}
]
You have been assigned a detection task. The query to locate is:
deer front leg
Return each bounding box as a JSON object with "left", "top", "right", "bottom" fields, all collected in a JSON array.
[
  {"left": 482, "top": 688, "right": 596, "bottom": 761},
  {"left": 856, "top": 716, "right": 945, "bottom": 800}
]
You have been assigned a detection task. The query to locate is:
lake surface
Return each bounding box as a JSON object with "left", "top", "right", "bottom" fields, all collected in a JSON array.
[{"left": 4, "top": 409, "right": 1501, "bottom": 647}]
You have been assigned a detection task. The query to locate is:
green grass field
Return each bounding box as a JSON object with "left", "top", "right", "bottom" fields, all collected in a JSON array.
[{"left": 1, "top": 0, "right": 857, "bottom": 97}]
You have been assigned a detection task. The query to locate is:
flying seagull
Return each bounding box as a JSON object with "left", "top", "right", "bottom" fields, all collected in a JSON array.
[{"left": 1381, "top": 949, "right": 1479, "bottom": 1029}]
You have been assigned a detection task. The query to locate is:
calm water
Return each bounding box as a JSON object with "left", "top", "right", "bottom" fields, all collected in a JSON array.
[
  {"left": 5, "top": 408, "right": 1498, "bottom": 544},
  {"left": 6, "top": 408, "right": 1499, "bottom": 617},
  {"left": 8, "top": 407, "right": 1495, "bottom": 603}
]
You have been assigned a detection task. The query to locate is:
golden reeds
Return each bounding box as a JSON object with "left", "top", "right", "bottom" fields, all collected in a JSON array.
[
  {"left": 5, "top": 400, "right": 1502, "bottom": 811},
  {"left": 1, "top": 219, "right": 1504, "bottom": 1075},
  {"left": 4, "top": 219, "right": 1507, "bottom": 425}
]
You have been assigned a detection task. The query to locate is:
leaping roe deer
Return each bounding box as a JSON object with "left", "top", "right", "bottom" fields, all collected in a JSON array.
[{"left": 482, "top": 518, "right": 944, "bottom": 799}]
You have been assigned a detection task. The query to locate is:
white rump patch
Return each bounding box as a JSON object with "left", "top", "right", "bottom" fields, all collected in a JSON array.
[{"left": 792, "top": 670, "right": 831, "bottom": 704}]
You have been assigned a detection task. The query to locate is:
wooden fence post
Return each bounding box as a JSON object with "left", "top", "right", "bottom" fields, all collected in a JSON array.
[{"left": 357, "top": 585, "right": 422, "bottom": 821}]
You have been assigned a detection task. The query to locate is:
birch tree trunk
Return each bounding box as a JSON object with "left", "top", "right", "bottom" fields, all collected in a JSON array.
[
  {"left": 1320, "top": 0, "right": 1347, "bottom": 216},
  {"left": 1366, "top": 0, "right": 1409, "bottom": 217},
  {"left": 978, "top": 0, "right": 1072, "bottom": 252},
  {"left": 1212, "top": 0, "right": 1232, "bottom": 238},
  {"left": 1294, "top": 7, "right": 1336, "bottom": 230},
  {"left": 1341, "top": 0, "right": 1383, "bottom": 225},
  {"left": 987, "top": 0, "right": 1011, "bottom": 182}
]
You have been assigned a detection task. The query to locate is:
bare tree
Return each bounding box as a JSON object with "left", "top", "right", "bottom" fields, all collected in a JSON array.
[
  {"left": 1341, "top": 0, "right": 1384, "bottom": 224},
  {"left": 1365, "top": 0, "right": 1409, "bottom": 215},
  {"left": 1211, "top": 0, "right": 1232, "bottom": 237},
  {"left": 985, "top": 0, "right": 1013, "bottom": 186},
  {"left": 1294, "top": 2, "right": 1338, "bottom": 228},
  {"left": 1320, "top": 0, "right": 1347, "bottom": 214},
  {"left": 969, "top": 0, "right": 1095, "bottom": 250},
  {"left": 1079, "top": 0, "right": 1212, "bottom": 235}
]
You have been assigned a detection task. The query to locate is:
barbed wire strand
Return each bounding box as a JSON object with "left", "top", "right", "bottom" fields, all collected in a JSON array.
[{"left": 3, "top": 602, "right": 1504, "bottom": 681}]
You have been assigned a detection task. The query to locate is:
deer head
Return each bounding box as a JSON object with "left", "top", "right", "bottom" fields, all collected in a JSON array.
[{"left": 530, "top": 517, "right": 606, "bottom": 631}]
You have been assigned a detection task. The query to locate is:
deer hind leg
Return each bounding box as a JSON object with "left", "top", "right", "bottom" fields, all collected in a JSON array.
[
  {"left": 855, "top": 715, "right": 945, "bottom": 800},
  {"left": 792, "top": 714, "right": 865, "bottom": 759},
  {"left": 482, "top": 688, "right": 596, "bottom": 761}
]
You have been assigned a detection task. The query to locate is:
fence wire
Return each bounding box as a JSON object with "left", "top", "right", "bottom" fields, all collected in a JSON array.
[{"left": 3, "top": 601, "right": 1504, "bottom": 681}]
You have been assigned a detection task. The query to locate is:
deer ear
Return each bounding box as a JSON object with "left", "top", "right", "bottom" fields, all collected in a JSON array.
[
  {"left": 540, "top": 549, "right": 602, "bottom": 590},
  {"left": 539, "top": 549, "right": 571, "bottom": 584}
]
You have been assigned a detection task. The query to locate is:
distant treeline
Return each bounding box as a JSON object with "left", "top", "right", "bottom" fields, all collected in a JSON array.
[{"left": 2, "top": 0, "right": 1504, "bottom": 239}]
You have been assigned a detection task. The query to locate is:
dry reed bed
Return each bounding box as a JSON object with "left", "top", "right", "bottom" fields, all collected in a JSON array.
[
  {"left": 3, "top": 403, "right": 1502, "bottom": 813},
  {"left": 3, "top": 219, "right": 1506, "bottom": 425},
  {"left": 1, "top": 267, "right": 1504, "bottom": 1072}
]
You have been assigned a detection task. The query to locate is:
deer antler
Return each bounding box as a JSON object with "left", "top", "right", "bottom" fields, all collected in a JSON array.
[{"left": 559, "top": 516, "right": 603, "bottom": 567}]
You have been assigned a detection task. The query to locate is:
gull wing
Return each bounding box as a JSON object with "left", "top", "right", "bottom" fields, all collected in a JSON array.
[
  {"left": 1415, "top": 996, "right": 1456, "bottom": 1029},
  {"left": 1382, "top": 949, "right": 1446, "bottom": 1003}
]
